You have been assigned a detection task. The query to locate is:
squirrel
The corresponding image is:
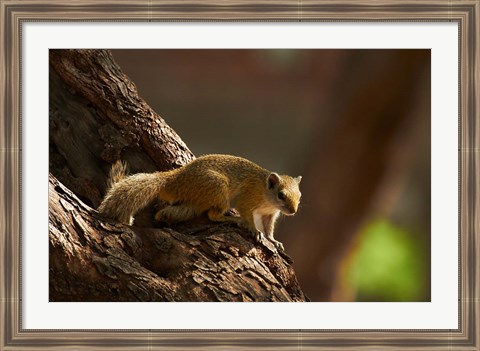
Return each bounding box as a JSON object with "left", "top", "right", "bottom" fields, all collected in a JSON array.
[{"left": 98, "top": 154, "right": 302, "bottom": 251}]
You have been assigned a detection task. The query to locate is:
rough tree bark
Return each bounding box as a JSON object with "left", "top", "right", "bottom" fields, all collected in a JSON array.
[{"left": 49, "top": 49, "right": 306, "bottom": 302}]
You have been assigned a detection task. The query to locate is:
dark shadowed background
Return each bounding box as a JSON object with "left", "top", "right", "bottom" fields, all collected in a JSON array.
[{"left": 111, "top": 49, "right": 431, "bottom": 302}]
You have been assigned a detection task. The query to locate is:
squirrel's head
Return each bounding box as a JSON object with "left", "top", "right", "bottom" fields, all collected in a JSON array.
[{"left": 266, "top": 172, "right": 302, "bottom": 215}]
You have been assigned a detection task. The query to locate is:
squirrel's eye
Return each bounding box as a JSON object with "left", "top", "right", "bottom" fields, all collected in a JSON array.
[{"left": 278, "top": 191, "right": 286, "bottom": 201}]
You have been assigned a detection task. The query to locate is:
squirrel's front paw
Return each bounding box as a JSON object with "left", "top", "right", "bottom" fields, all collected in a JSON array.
[
  {"left": 253, "top": 230, "right": 265, "bottom": 243},
  {"left": 270, "top": 239, "right": 284, "bottom": 252}
]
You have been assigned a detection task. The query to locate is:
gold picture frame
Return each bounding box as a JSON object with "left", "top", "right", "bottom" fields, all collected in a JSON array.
[{"left": 1, "top": 0, "right": 478, "bottom": 349}]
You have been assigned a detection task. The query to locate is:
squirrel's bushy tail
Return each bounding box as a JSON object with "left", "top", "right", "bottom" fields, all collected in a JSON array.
[
  {"left": 98, "top": 161, "right": 167, "bottom": 225},
  {"left": 106, "top": 160, "right": 128, "bottom": 190}
]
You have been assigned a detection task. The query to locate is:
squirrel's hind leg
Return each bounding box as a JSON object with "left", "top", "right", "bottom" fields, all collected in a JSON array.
[
  {"left": 155, "top": 205, "right": 199, "bottom": 224},
  {"left": 206, "top": 207, "right": 242, "bottom": 225}
]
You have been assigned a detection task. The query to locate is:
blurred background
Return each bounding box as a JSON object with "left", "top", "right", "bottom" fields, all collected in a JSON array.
[{"left": 111, "top": 49, "right": 431, "bottom": 302}]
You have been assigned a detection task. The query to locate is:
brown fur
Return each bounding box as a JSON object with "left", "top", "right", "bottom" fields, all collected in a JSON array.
[{"left": 106, "top": 160, "right": 128, "bottom": 190}]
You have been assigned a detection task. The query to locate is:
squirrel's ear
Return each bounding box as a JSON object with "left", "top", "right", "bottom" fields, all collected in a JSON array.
[
  {"left": 267, "top": 172, "right": 281, "bottom": 189},
  {"left": 295, "top": 176, "right": 302, "bottom": 184}
]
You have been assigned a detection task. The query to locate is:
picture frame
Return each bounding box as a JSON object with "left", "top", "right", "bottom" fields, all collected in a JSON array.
[{"left": 1, "top": 0, "right": 478, "bottom": 349}]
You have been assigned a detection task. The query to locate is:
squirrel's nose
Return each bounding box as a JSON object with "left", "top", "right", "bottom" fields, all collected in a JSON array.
[{"left": 282, "top": 203, "right": 297, "bottom": 215}]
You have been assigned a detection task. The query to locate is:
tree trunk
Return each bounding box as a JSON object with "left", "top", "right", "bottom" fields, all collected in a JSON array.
[
  {"left": 49, "top": 49, "right": 306, "bottom": 302},
  {"left": 49, "top": 173, "right": 304, "bottom": 302}
]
